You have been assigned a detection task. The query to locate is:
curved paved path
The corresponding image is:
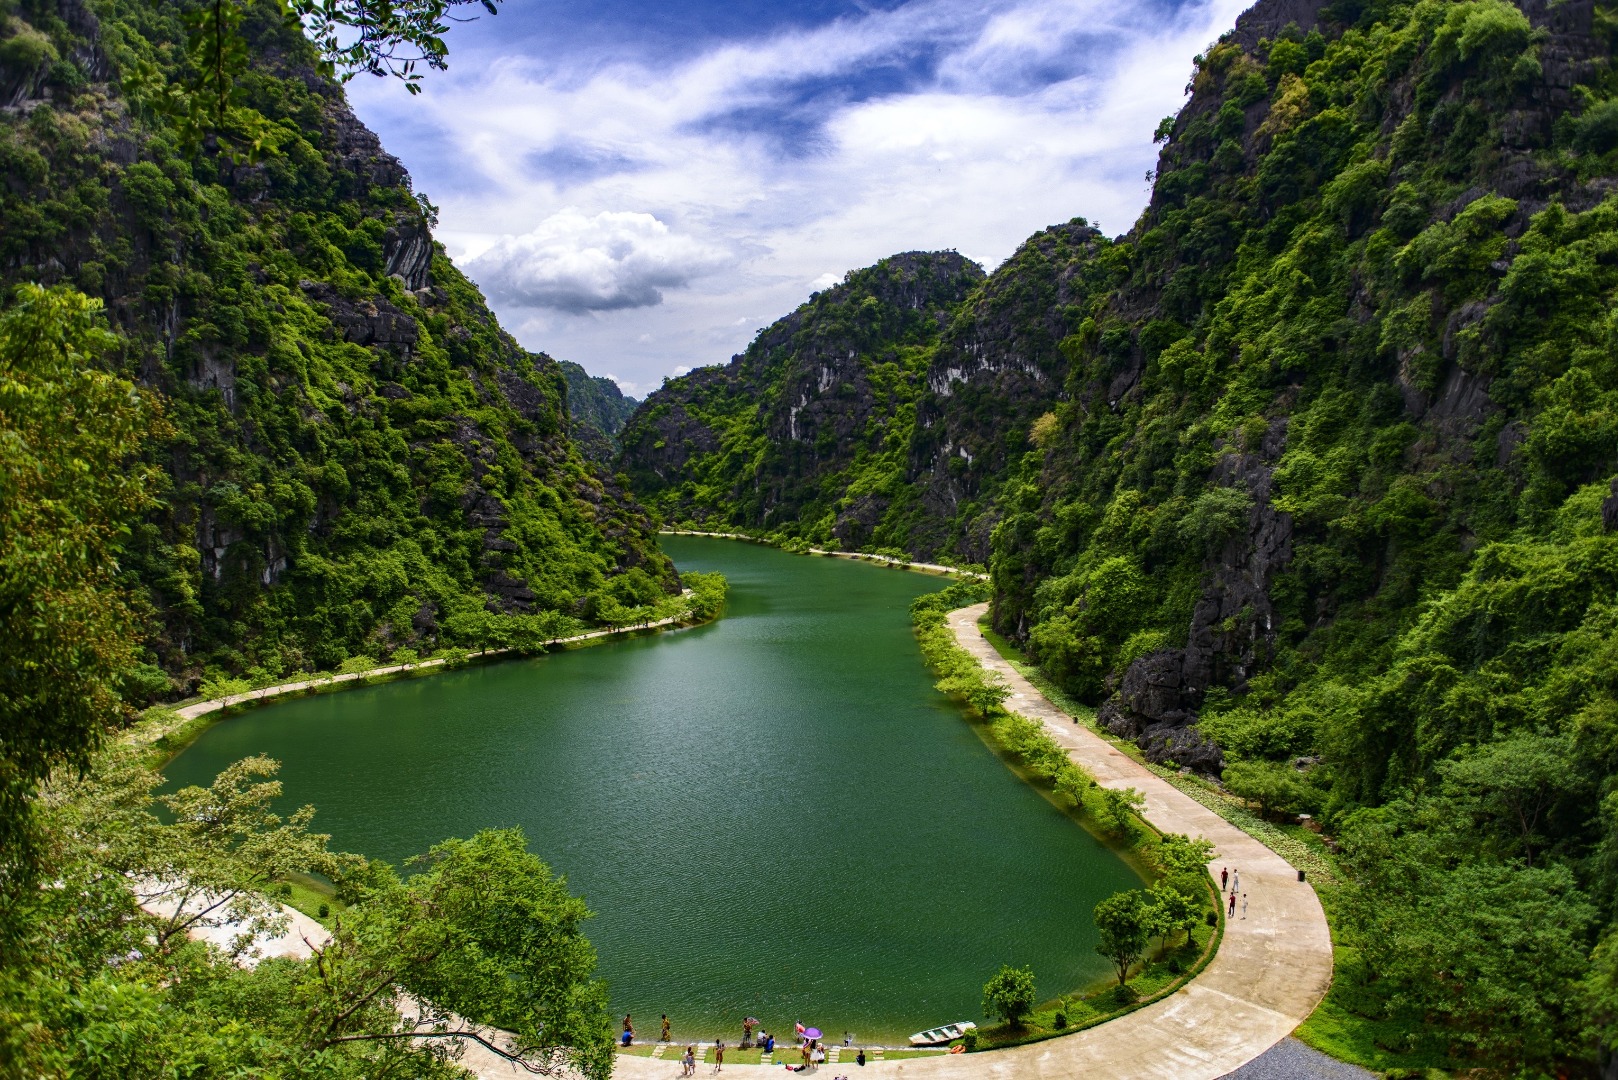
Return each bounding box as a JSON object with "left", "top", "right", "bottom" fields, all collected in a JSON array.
[
  {"left": 607, "top": 603, "right": 1333, "bottom": 1080},
  {"left": 163, "top": 601, "right": 696, "bottom": 726}
]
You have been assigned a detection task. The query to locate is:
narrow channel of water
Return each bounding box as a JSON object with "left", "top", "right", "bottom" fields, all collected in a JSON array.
[{"left": 163, "top": 536, "right": 1142, "bottom": 1042}]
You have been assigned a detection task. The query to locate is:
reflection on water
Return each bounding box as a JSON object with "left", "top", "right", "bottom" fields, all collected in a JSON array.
[{"left": 164, "top": 536, "right": 1142, "bottom": 1042}]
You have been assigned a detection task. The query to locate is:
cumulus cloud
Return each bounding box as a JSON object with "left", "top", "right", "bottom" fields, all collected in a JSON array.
[
  {"left": 465, "top": 208, "right": 729, "bottom": 313},
  {"left": 349, "top": 0, "right": 1251, "bottom": 384}
]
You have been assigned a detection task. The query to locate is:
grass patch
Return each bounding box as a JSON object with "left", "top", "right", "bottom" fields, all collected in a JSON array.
[
  {"left": 879, "top": 1049, "right": 949, "bottom": 1060},
  {"left": 613, "top": 1044, "right": 661, "bottom": 1058},
  {"left": 269, "top": 871, "right": 344, "bottom": 927},
  {"left": 1294, "top": 944, "right": 1453, "bottom": 1074},
  {"left": 969, "top": 921, "right": 1221, "bottom": 1051}
]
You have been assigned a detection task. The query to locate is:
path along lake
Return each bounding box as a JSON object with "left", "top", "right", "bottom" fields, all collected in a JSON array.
[{"left": 164, "top": 536, "right": 1143, "bottom": 1042}]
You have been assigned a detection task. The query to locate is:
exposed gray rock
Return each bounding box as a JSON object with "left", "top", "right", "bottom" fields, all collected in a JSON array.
[{"left": 298, "top": 280, "right": 418, "bottom": 350}]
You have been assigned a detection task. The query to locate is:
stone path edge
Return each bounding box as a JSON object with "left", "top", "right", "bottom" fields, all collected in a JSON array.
[
  {"left": 136, "top": 594, "right": 708, "bottom": 753},
  {"left": 611, "top": 602, "right": 1335, "bottom": 1080}
]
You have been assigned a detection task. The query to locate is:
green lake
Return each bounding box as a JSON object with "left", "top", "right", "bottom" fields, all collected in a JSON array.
[{"left": 163, "top": 536, "right": 1142, "bottom": 1042}]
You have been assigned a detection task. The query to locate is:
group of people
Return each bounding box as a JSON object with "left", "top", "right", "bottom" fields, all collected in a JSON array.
[
  {"left": 1219, "top": 866, "right": 1248, "bottom": 920},
  {"left": 622, "top": 1014, "right": 870, "bottom": 1072}
]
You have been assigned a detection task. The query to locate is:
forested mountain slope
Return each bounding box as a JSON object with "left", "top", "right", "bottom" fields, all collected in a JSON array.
[
  {"left": 0, "top": 0, "right": 675, "bottom": 694},
  {"left": 623, "top": 0, "right": 1618, "bottom": 1067},
  {"left": 558, "top": 358, "right": 639, "bottom": 464},
  {"left": 619, "top": 250, "right": 987, "bottom": 549}
]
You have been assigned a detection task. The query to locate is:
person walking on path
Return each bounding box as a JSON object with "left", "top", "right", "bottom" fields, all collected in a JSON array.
[
  {"left": 1220, "top": 867, "right": 1228, "bottom": 891},
  {"left": 1228, "top": 890, "right": 1237, "bottom": 917},
  {"left": 712, "top": 1039, "right": 725, "bottom": 1072},
  {"left": 682, "top": 1046, "right": 695, "bottom": 1077},
  {"left": 1241, "top": 892, "right": 1248, "bottom": 919},
  {"left": 661, "top": 1014, "right": 671, "bottom": 1043},
  {"left": 1232, "top": 869, "right": 1240, "bottom": 892}
]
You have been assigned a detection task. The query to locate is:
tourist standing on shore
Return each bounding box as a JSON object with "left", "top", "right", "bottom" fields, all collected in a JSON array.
[
  {"left": 713, "top": 1039, "right": 725, "bottom": 1072},
  {"left": 682, "top": 1046, "right": 695, "bottom": 1076},
  {"left": 662, "top": 1014, "right": 671, "bottom": 1042}
]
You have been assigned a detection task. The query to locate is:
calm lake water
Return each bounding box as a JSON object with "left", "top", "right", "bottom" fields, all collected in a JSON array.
[{"left": 164, "top": 536, "right": 1141, "bottom": 1042}]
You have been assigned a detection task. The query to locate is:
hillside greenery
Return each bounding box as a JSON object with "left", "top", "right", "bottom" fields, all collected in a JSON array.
[
  {"left": 558, "top": 358, "right": 639, "bottom": 464},
  {"left": 624, "top": 0, "right": 1618, "bottom": 1070},
  {"left": 618, "top": 251, "right": 985, "bottom": 548},
  {"left": 0, "top": 0, "right": 675, "bottom": 703},
  {"left": 1, "top": 4, "right": 658, "bottom": 1076}
]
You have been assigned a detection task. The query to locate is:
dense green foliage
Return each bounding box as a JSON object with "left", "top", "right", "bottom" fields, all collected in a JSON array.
[
  {"left": 557, "top": 358, "right": 638, "bottom": 464},
  {"left": 0, "top": 0, "right": 674, "bottom": 698},
  {"left": 1, "top": 748, "right": 613, "bottom": 1079},
  {"left": 636, "top": 0, "right": 1618, "bottom": 1068},
  {"left": 0, "top": 285, "right": 163, "bottom": 859},
  {"left": 619, "top": 251, "right": 985, "bottom": 548},
  {"left": 980, "top": 965, "right": 1036, "bottom": 1028},
  {"left": 1, "top": 5, "right": 670, "bottom": 1078}
]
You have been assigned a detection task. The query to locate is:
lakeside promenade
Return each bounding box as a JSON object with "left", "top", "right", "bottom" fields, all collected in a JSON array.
[
  {"left": 609, "top": 602, "right": 1334, "bottom": 1080},
  {"left": 161, "top": 602, "right": 697, "bottom": 727}
]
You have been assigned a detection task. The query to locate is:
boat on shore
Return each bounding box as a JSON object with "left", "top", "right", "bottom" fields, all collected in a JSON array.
[{"left": 909, "top": 1021, "right": 976, "bottom": 1046}]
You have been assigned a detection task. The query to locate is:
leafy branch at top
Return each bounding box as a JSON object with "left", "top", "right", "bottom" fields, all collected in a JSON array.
[{"left": 122, "top": 0, "right": 500, "bottom": 162}]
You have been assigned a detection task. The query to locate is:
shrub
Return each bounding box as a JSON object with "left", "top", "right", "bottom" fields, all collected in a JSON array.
[{"left": 982, "top": 965, "right": 1037, "bottom": 1028}]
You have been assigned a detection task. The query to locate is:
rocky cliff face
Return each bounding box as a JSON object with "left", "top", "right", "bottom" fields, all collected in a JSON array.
[
  {"left": 558, "top": 359, "right": 639, "bottom": 465},
  {"left": 995, "top": 0, "right": 1618, "bottom": 770},
  {"left": 0, "top": 0, "right": 673, "bottom": 684},
  {"left": 907, "top": 221, "right": 1120, "bottom": 560},
  {"left": 618, "top": 251, "right": 985, "bottom": 544}
]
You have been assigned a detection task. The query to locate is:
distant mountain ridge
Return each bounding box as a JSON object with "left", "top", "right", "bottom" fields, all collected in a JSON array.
[{"left": 558, "top": 359, "right": 639, "bottom": 464}]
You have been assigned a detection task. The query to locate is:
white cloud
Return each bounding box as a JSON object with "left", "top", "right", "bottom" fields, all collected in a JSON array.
[
  {"left": 465, "top": 208, "right": 730, "bottom": 313},
  {"left": 348, "top": 0, "right": 1251, "bottom": 385}
]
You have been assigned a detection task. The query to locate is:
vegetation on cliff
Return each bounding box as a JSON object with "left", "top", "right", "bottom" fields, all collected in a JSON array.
[
  {"left": 0, "top": 0, "right": 675, "bottom": 702},
  {"left": 619, "top": 250, "right": 986, "bottom": 547},
  {"left": 623, "top": 0, "right": 1618, "bottom": 1069},
  {"left": 0, "top": 3, "right": 659, "bottom": 1075},
  {"left": 559, "top": 358, "right": 639, "bottom": 465}
]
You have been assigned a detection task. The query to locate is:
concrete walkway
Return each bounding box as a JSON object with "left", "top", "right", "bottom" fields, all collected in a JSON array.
[
  {"left": 167, "top": 603, "right": 697, "bottom": 725},
  {"left": 610, "top": 603, "right": 1333, "bottom": 1080}
]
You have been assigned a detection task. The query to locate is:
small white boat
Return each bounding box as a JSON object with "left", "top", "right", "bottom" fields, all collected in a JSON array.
[{"left": 909, "top": 1021, "right": 976, "bottom": 1046}]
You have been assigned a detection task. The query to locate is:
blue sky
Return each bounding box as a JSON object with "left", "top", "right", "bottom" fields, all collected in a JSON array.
[{"left": 345, "top": 0, "right": 1250, "bottom": 395}]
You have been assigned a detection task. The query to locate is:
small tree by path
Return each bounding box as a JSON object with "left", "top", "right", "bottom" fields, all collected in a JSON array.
[
  {"left": 1147, "top": 884, "right": 1199, "bottom": 951},
  {"left": 982, "top": 965, "right": 1037, "bottom": 1028},
  {"left": 1095, "top": 787, "right": 1146, "bottom": 837},
  {"left": 1094, "top": 890, "right": 1152, "bottom": 986}
]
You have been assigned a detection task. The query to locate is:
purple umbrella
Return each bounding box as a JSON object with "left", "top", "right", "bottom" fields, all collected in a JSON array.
[{"left": 803, "top": 1028, "right": 823, "bottom": 1040}]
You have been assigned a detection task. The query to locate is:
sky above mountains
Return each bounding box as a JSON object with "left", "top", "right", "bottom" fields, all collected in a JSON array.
[{"left": 346, "top": 0, "right": 1250, "bottom": 396}]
